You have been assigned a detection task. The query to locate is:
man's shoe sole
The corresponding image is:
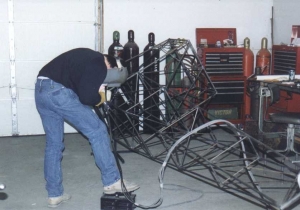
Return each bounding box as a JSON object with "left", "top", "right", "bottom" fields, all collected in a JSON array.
[{"left": 48, "top": 195, "right": 71, "bottom": 208}]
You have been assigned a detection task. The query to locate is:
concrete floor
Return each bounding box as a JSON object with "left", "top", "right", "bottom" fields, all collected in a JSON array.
[{"left": 0, "top": 133, "right": 299, "bottom": 210}]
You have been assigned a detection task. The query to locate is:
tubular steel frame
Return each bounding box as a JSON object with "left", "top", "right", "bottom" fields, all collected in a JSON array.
[{"left": 100, "top": 39, "right": 300, "bottom": 209}]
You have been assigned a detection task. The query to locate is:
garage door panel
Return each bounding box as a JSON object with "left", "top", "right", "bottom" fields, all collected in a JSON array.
[
  {"left": 1, "top": 0, "right": 99, "bottom": 136},
  {"left": 16, "top": 61, "right": 46, "bottom": 100},
  {"left": 0, "top": 101, "right": 12, "bottom": 136},
  {"left": 0, "top": 22, "right": 10, "bottom": 102},
  {"left": 64, "top": 123, "right": 78, "bottom": 134},
  {"left": 0, "top": 62, "right": 11, "bottom": 100},
  {"left": 17, "top": 87, "right": 34, "bottom": 100},
  {"left": 0, "top": 1, "right": 8, "bottom": 21},
  {"left": 17, "top": 99, "right": 42, "bottom": 135},
  {"left": 17, "top": 99, "right": 77, "bottom": 135},
  {"left": 14, "top": 0, "right": 95, "bottom": 22},
  {"left": 0, "top": 23, "right": 9, "bottom": 60},
  {"left": 14, "top": 23, "right": 95, "bottom": 61}
]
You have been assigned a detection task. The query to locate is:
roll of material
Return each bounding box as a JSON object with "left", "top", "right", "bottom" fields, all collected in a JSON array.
[{"left": 103, "top": 67, "right": 128, "bottom": 87}]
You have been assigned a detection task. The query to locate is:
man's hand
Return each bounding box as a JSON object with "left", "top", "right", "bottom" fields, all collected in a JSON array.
[
  {"left": 96, "top": 84, "right": 111, "bottom": 106},
  {"left": 99, "top": 84, "right": 107, "bottom": 92}
]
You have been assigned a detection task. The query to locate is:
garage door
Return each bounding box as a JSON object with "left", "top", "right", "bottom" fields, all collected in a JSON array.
[{"left": 0, "top": 0, "right": 102, "bottom": 136}]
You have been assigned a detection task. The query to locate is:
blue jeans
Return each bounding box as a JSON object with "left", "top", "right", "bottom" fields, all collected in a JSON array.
[{"left": 35, "top": 79, "right": 120, "bottom": 197}]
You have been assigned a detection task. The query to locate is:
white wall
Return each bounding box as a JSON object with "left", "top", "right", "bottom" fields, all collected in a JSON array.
[
  {"left": 0, "top": 1, "right": 11, "bottom": 135},
  {"left": 0, "top": 0, "right": 277, "bottom": 136},
  {"left": 103, "top": 0, "right": 273, "bottom": 56},
  {"left": 0, "top": 0, "right": 99, "bottom": 136},
  {"left": 273, "top": 0, "right": 300, "bottom": 45}
]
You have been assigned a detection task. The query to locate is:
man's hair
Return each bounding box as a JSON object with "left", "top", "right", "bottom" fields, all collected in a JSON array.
[{"left": 103, "top": 54, "right": 118, "bottom": 68}]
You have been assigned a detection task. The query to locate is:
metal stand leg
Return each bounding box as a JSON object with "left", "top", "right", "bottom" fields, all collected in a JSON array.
[{"left": 258, "top": 86, "right": 269, "bottom": 137}]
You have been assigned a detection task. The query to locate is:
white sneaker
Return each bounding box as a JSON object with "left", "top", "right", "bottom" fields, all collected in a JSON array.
[
  {"left": 103, "top": 179, "right": 139, "bottom": 194},
  {"left": 48, "top": 194, "right": 71, "bottom": 208}
]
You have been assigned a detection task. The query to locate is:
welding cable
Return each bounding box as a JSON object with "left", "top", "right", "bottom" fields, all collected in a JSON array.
[
  {"left": 113, "top": 121, "right": 228, "bottom": 209},
  {"left": 138, "top": 120, "right": 230, "bottom": 208},
  {"left": 109, "top": 122, "right": 164, "bottom": 208},
  {"left": 102, "top": 107, "right": 226, "bottom": 208},
  {"left": 159, "top": 184, "right": 204, "bottom": 209},
  {"left": 102, "top": 103, "right": 164, "bottom": 209}
]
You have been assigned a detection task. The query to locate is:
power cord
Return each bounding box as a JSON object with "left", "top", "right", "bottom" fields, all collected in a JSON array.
[
  {"left": 159, "top": 184, "right": 203, "bottom": 209},
  {"left": 103, "top": 102, "right": 163, "bottom": 209},
  {"left": 101, "top": 102, "right": 209, "bottom": 209}
]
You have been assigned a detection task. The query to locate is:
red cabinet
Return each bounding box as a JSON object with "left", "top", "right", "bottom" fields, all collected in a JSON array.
[
  {"left": 196, "top": 28, "right": 253, "bottom": 125},
  {"left": 271, "top": 45, "right": 300, "bottom": 112},
  {"left": 202, "top": 47, "right": 248, "bottom": 125}
]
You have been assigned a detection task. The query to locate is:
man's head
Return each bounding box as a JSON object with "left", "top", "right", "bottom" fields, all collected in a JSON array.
[{"left": 103, "top": 54, "right": 118, "bottom": 69}]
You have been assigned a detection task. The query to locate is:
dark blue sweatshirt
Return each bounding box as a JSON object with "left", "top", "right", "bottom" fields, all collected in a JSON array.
[{"left": 38, "top": 48, "right": 107, "bottom": 106}]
